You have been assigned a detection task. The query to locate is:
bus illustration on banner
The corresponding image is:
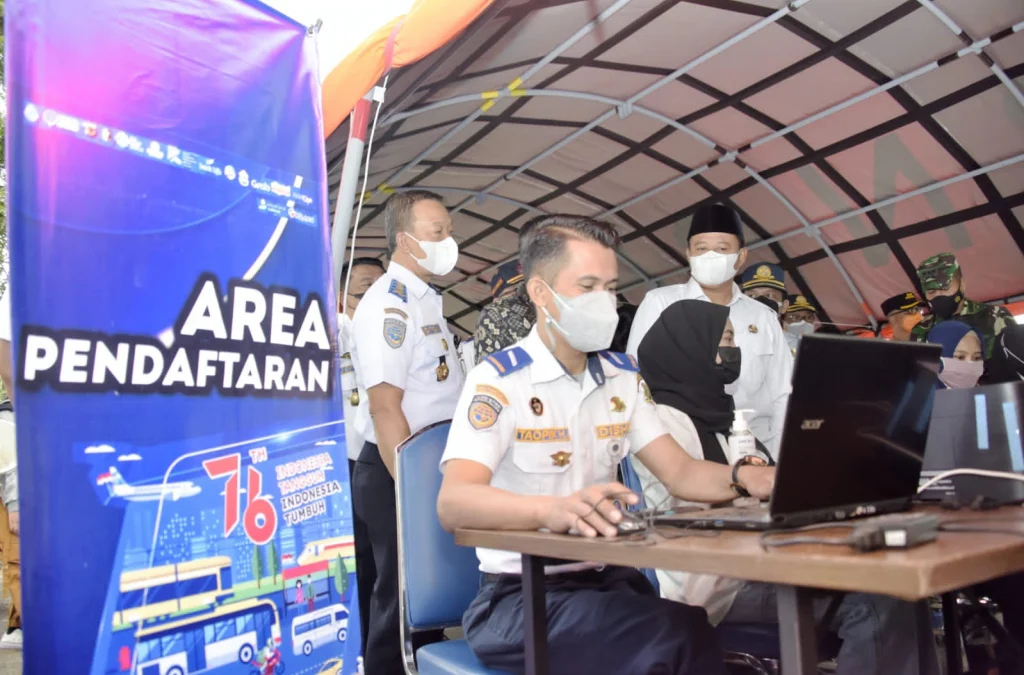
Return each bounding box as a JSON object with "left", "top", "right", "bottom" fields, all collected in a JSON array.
[
  {"left": 89, "top": 425, "right": 359, "bottom": 675},
  {"left": 132, "top": 599, "right": 281, "bottom": 675},
  {"left": 113, "top": 557, "right": 234, "bottom": 627}
]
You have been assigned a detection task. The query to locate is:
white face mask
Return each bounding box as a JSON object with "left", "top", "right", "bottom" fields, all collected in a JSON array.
[
  {"left": 939, "top": 357, "right": 984, "bottom": 389},
  {"left": 406, "top": 234, "right": 459, "bottom": 276},
  {"left": 786, "top": 320, "right": 815, "bottom": 337},
  {"left": 541, "top": 283, "right": 619, "bottom": 353},
  {"left": 688, "top": 251, "right": 739, "bottom": 287}
]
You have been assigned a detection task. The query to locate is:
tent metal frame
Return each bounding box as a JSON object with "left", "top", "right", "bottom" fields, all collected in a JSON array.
[{"left": 328, "top": 0, "right": 1024, "bottom": 330}]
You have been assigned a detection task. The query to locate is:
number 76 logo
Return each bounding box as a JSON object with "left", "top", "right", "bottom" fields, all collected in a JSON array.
[{"left": 203, "top": 453, "right": 278, "bottom": 545}]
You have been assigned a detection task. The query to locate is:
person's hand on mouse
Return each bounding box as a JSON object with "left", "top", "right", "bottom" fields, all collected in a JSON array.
[{"left": 541, "top": 483, "right": 638, "bottom": 538}]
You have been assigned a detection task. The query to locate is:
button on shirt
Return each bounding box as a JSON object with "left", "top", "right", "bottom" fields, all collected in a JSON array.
[
  {"left": 626, "top": 279, "right": 793, "bottom": 457},
  {"left": 338, "top": 314, "right": 368, "bottom": 461},
  {"left": 440, "top": 326, "right": 668, "bottom": 575},
  {"left": 351, "top": 262, "right": 465, "bottom": 445}
]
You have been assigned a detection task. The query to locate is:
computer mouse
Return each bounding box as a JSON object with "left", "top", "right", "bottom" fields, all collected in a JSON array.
[{"left": 616, "top": 514, "right": 646, "bottom": 535}]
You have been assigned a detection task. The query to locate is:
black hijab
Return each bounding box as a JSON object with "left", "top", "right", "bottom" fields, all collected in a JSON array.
[{"left": 638, "top": 300, "right": 768, "bottom": 464}]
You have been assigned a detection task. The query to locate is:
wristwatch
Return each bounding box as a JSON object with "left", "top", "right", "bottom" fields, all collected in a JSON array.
[{"left": 731, "top": 455, "right": 768, "bottom": 498}]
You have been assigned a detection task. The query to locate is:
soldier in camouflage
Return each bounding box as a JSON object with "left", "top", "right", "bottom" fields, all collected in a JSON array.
[{"left": 910, "top": 252, "right": 1014, "bottom": 359}]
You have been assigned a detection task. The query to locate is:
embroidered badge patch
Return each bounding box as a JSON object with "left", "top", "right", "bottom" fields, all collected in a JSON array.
[
  {"left": 384, "top": 307, "right": 409, "bottom": 319},
  {"left": 388, "top": 279, "right": 408, "bottom": 302},
  {"left": 422, "top": 324, "right": 442, "bottom": 336},
  {"left": 550, "top": 450, "right": 572, "bottom": 468},
  {"left": 383, "top": 318, "right": 407, "bottom": 349},
  {"left": 469, "top": 394, "right": 502, "bottom": 430},
  {"left": 515, "top": 428, "right": 570, "bottom": 442},
  {"left": 475, "top": 384, "right": 509, "bottom": 406}
]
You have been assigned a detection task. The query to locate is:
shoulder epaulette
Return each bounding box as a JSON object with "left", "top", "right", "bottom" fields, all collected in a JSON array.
[
  {"left": 388, "top": 279, "right": 408, "bottom": 303},
  {"left": 598, "top": 351, "right": 639, "bottom": 372},
  {"left": 485, "top": 346, "right": 533, "bottom": 377}
]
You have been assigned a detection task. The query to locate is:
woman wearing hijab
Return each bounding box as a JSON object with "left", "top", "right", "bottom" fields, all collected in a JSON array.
[
  {"left": 926, "top": 321, "right": 984, "bottom": 389},
  {"left": 633, "top": 299, "right": 766, "bottom": 466},
  {"left": 629, "top": 299, "right": 940, "bottom": 675}
]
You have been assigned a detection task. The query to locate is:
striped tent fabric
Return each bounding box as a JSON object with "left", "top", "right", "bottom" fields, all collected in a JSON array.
[{"left": 314, "top": 0, "right": 1024, "bottom": 337}]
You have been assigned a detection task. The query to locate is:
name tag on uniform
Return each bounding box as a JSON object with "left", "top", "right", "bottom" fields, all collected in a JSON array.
[
  {"left": 595, "top": 423, "right": 630, "bottom": 439},
  {"left": 515, "top": 428, "right": 570, "bottom": 443}
]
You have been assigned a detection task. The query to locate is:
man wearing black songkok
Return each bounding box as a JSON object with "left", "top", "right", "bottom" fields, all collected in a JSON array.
[{"left": 627, "top": 203, "right": 793, "bottom": 458}]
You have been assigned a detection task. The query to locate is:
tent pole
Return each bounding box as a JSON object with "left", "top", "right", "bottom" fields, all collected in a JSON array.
[
  {"left": 331, "top": 97, "right": 372, "bottom": 278},
  {"left": 742, "top": 166, "right": 879, "bottom": 330}
]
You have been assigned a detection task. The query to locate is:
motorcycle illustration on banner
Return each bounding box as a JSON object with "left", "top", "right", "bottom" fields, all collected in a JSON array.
[{"left": 6, "top": 1, "right": 360, "bottom": 673}]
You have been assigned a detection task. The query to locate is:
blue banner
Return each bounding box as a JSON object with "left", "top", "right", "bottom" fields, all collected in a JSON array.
[{"left": 6, "top": 1, "right": 359, "bottom": 673}]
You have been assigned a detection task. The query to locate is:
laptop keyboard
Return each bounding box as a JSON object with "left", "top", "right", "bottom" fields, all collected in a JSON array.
[{"left": 660, "top": 502, "right": 771, "bottom": 524}]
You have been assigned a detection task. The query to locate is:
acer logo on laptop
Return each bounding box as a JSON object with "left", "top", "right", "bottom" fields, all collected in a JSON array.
[{"left": 801, "top": 419, "right": 824, "bottom": 430}]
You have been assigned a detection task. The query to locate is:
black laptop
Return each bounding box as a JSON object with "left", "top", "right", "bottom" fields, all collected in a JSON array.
[
  {"left": 919, "top": 381, "right": 1024, "bottom": 503},
  {"left": 656, "top": 335, "right": 941, "bottom": 531}
]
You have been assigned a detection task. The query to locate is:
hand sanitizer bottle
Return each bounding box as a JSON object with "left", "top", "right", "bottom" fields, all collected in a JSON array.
[{"left": 728, "top": 409, "right": 756, "bottom": 459}]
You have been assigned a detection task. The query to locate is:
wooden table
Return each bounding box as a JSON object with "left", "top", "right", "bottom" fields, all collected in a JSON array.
[{"left": 457, "top": 508, "right": 1024, "bottom": 675}]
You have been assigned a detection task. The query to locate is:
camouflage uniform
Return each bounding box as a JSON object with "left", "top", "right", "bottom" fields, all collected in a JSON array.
[
  {"left": 473, "top": 285, "right": 537, "bottom": 365},
  {"left": 910, "top": 253, "right": 1014, "bottom": 359}
]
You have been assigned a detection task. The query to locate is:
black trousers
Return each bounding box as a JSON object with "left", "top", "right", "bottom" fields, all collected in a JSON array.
[
  {"left": 463, "top": 566, "right": 726, "bottom": 675},
  {"left": 348, "top": 458, "right": 376, "bottom": 659},
  {"left": 352, "top": 442, "right": 442, "bottom": 675}
]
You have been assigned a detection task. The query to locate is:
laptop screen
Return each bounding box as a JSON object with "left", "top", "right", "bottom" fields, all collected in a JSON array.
[
  {"left": 770, "top": 336, "right": 941, "bottom": 517},
  {"left": 921, "top": 382, "right": 1024, "bottom": 501}
]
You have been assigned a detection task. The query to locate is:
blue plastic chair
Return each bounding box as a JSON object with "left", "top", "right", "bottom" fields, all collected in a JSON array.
[
  {"left": 395, "top": 420, "right": 504, "bottom": 675},
  {"left": 618, "top": 458, "right": 660, "bottom": 593}
]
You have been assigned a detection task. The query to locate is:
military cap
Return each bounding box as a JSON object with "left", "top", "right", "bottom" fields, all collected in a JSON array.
[
  {"left": 489, "top": 259, "right": 524, "bottom": 299},
  {"left": 881, "top": 291, "right": 923, "bottom": 317},
  {"left": 740, "top": 263, "right": 786, "bottom": 292},
  {"left": 916, "top": 253, "right": 960, "bottom": 292},
  {"left": 785, "top": 294, "right": 817, "bottom": 315}
]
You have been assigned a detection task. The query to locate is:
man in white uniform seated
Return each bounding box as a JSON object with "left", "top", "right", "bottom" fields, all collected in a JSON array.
[{"left": 437, "top": 215, "right": 778, "bottom": 675}]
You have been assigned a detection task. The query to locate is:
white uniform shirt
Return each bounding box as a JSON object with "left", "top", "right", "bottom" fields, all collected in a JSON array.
[
  {"left": 457, "top": 338, "right": 474, "bottom": 378},
  {"left": 629, "top": 404, "right": 770, "bottom": 625},
  {"left": 440, "top": 326, "right": 668, "bottom": 575},
  {"left": 351, "top": 262, "right": 465, "bottom": 445},
  {"left": 784, "top": 330, "right": 800, "bottom": 356},
  {"left": 627, "top": 279, "right": 793, "bottom": 457},
  {"left": 338, "top": 314, "right": 369, "bottom": 461}
]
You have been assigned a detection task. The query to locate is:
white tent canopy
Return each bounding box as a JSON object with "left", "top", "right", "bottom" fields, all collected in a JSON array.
[{"left": 324, "top": 0, "right": 1024, "bottom": 337}]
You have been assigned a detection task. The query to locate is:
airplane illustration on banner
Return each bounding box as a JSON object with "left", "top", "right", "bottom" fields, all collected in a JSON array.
[{"left": 96, "top": 466, "right": 201, "bottom": 502}]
